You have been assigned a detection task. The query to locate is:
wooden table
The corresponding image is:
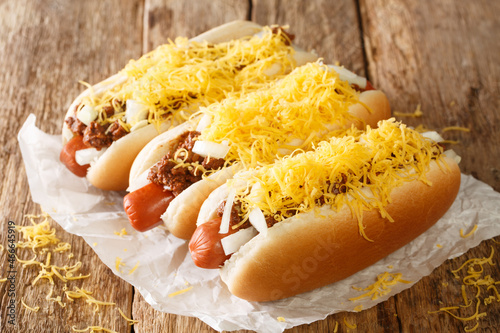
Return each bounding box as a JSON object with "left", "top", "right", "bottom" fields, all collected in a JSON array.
[{"left": 1, "top": 0, "right": 499, "bottom": 332}]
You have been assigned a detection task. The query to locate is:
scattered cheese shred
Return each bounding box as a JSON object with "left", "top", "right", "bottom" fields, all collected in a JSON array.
[
  {"left": 429, "top": 246, "right": 499, "bottom": 331},
  {"left": 277, "top": 316, "right": 286, "bottom": 322},
  {"left": 71, "top": 326, "right": 118, "bottom": 333},
  {"left": 394, "top": 104, "right": 423, "bottom": 118},
  {"left": 442, "top": 126, "right": 471, "bottom": 133},
  {"left": 65, "top": 287, "right": 116, "bottom": 312},
  {"left": 13, "top": 211, "right": 143, "bottom": 329},
  {"left": 349, "top": 272, "right": 412, "bottom": 301},
  {"left": 113, "top": 228, "right": 128, "bottom": 237},
  {"left": 128, "top": 261, "right": 140, "bottom": 275},
  {"left": 115, "top": 257, "right": 124, "bottom": 273},
  {"left": 118, "top": 308, "right": 139, "bottom": 325},
  {"left": 168, "top": 286, "right": 193, "bottom": 298},
  {"left": 343, "top": 317, "right": 357, "bottom": 329},
  {"left": 21, "top": 298, "right": 40, "bottom": 312},
  {"left": 460, "top": 225, "right": 478, "bottom": 238}
]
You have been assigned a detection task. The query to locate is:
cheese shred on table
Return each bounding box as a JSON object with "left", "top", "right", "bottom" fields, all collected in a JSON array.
[
  {"left": 13, "top": 212, "right": 139, "bottom": 327},
  {"left": 230, "top": 119, "right": 444, "bottom": 240},
  {"left": 428, "top": 246, "right": 499, "bottom": 332}
]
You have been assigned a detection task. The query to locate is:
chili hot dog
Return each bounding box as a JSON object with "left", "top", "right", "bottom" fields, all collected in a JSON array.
[
  {"left": 60, "top": 21, "right": 317, "bottom": 191},
  {"left": 124, "top": 62, "right": 391, "bottom": 236},
  {"left": 190, "top": 119, "right": 461, "bottom": 302}
]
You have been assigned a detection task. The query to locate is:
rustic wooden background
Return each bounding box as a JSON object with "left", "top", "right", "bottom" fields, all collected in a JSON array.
[{"left": 1, "top": 0, "right": 499, "bottom": 332}]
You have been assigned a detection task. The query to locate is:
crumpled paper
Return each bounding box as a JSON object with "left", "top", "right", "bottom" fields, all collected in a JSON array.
[{"left": 17, "top": 114, "right": 500, "bottom": 332}]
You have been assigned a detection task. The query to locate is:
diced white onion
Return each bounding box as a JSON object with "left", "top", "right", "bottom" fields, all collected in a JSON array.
[
  {"left": 192, "top": 140, "right": 230, "bottom": 159},
  {"left": 127, "top": 169, "right": 151, "bottom": 192},
  {"left": 444, "top": 149, "right": 462, "bottom": 164},
  {"left": 126, "top": 100, "right": 149, "bottom": 126},
  {"left": 421, "top": 131, "right": 444, "bottom": 143},
  {"left": 328, "top": 65, "right": 367, "bottom": 89},
  {"left": 219, "top": 188, "right": 236, "bottom": 234},
  {"left": 75, "top": 147, "right": 106, "bottom": 166},
  {"left": 130, "top": 119, "right": 149, "bottom": 132},
  {"left": 221, "top": 227, "right": 258, "bottom": 255},
  {"left": 196, "top": 114, "right": 212, "bottom": 132},
  {"left": 248, "top": 207, "right": 268, "bottom": 236},
  {"left": 77, "top": 105, "right": 97, "bottom": 126}
]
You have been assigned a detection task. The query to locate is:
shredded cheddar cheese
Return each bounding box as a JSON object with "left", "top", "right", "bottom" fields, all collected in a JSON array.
[
  {"left": 15, "top": 213, "right": 62, "bottom": 253},
  {"left": 277, "top": 316, "right": 286, "bottom": 322},
  {"left": 12, "top": 211, "right": 141, "bottom": 329},
  {"left": 71, "top": 326, "right": 118, "bottom": 333},
  {"left": 65, "top": 287, "right": 116, "bottom": 312},
  {"left": 460, "top": 225, "right": 478, "bottom": 238},
  {"left": 168, "top": 286, "right": 194, "bottom": 297},
  {"left": 128, "top": 261, "right": 140, "bottom": 275},
  {"left": 230, "top": 119, "right": 445, "bottom": 240},
  {"left": 343, "top": 317, "right": 357, "bottom": 329},
  {"left": 80, "top": 27, "right": 298, "bottom": 131},
  {"left": 442, "top": 126, "right": 471, "bottom": 133},
  {"left": 118, "top": 308, "right": 139, "bottom": 325},
  {"left": 349, "top": 272, "right": 412, "bottom": 301},
  {"left": 21, "top": 298, "right": 41, "bottom": 312},
  {"left": 394, "top": 104, "right": 423, "bottom": 118},
  {"left": 429, "top": 246, "right": 499, "bottom": 331},
  {"left": 114, "top": 228, "right": 128, "bottom": 237},
  {"left": 198, "top": 61, "right": 361, "bottom": 170}
]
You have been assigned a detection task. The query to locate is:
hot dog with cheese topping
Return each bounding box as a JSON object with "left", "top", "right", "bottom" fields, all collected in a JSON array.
[
  {"left": 190, "top": 119, "right": 461, "bottom": 302},
  {"left": 124, "top": 62, "right": 391, "bottom": 237},
  {"left": 60, "top": 20, "right": 317, "bottom": 191}
]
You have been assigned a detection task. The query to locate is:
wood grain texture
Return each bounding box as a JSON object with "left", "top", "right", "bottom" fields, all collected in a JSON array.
[
  {"left": 0, "top": 0, "right": 142, "bottom": 332},
  {"left": 253, "top": 0, "right": 366, "bottom": 75},
  {"left": 143, "top": 0, "right": 251, "bottom": 52},
  {"left": 360, "top": 0, "right": 500, "bottom": 191},
  {"left": 1, "top": 0, "right": 499, "bottom": 332}
]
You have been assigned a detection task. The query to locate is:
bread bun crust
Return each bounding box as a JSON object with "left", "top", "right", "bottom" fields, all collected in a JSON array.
[
  {"left": 217, "top": 157, "right": 460, "bottom": 302},
  {"left": 62, "top": 21, "right": 271, "bottom": 191},
  {"left": 163, "top": 165, "right": 241, "bottom": 239},
  {"left": 350, "top": 90, "right": 391, "bottom": 128}
]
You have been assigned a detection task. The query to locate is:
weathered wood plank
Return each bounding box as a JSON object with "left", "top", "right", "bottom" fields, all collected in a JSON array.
[
  {"left": 0, "top": 0, "right": 143, "bottom": 332},
  {"left": 143, "top": 0, "right": 251, "bottom": 52},
  {"left": 253, "top": 0, "right": 366, "bottom": 75},
  {"left": 359, "top": 0, "right": 500, "bottom": 331},
  {"left": 361, "top": 0, "right": 500, "bottom": 191}
]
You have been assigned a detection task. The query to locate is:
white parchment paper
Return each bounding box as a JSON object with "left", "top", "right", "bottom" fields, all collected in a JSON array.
[{"left": 17, "top": 114, "right": 500, "bottom": 332}]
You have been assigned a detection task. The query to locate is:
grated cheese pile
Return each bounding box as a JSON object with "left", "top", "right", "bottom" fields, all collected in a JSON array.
[
  {"left": 429, "top": 245, "right": 500, "bottom": 332},
  {"left": 81, "top": 27, "right": 297, "bottom": 131},
  {"left": 198, "top": 61, "right": 361, "bottom": 169},
  {"left": 230, "top": 118, "right": 444, "bottom": 240},
  {"left": 11, "top": 212, "right": 138, "bottom": 330}
]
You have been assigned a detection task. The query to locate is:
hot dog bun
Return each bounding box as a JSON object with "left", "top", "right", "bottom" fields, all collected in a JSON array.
[
  {"left": 216, "top": 157, "right": 460, "bottom": 302},
  {"left": 193, "top": 119, "right": 461, "bottom": 302},
  {"left": 62, "top": 20, "right": 308, "bottom": 191}
]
